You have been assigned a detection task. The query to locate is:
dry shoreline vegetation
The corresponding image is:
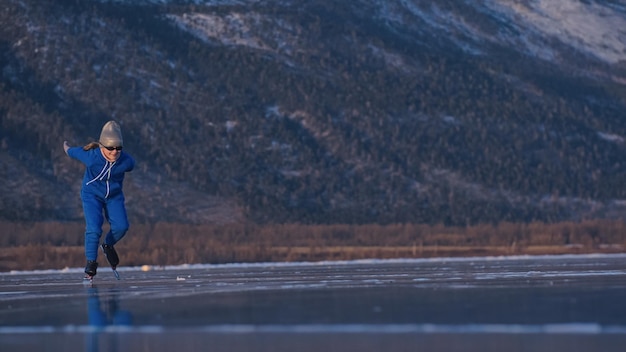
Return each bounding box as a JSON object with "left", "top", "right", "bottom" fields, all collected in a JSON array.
[{"left": 1, "top": 220, "right": 625, "bottom": 272}]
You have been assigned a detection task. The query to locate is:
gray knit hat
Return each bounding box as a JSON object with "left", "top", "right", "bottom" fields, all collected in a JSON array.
[{"left": 99, "top": 120, "right": 123, "bottom": 147}]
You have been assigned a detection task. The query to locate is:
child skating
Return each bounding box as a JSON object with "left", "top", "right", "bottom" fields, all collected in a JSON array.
[{"left": 64, "top": 121, "right": 135, "bottom": 280}]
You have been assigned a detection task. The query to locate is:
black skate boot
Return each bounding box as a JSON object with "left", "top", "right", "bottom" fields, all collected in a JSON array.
[
  {"left": 84, "top": 260, "right": 98, "bottom": 279},
  {"left": 101, "top": 244, "right": 120, "bottom": 269}
]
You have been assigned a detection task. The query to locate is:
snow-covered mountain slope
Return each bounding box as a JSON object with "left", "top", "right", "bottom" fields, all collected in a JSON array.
[
  {"left": 494, "top": 0, "right": 625, "bottom": 64},
  {"left": 1, "top": 0, "right": 625, "bottom": 224}
]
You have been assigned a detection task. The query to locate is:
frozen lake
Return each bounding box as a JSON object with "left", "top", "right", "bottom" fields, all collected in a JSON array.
[{"left": 2, "top": 253, "right": 626, "bottom": 351}]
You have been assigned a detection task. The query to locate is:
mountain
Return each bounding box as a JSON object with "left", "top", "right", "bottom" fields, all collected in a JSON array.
[{"left": 1, "top": 0, "right": 625, "bottom": 225}]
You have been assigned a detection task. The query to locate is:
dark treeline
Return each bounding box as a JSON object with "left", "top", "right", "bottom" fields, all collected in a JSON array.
[{"left": 1, "top": 220, "right": 625, "bottom": 271}]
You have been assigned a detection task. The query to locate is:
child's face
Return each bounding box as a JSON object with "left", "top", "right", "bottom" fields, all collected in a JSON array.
[{"left": 100, "top": 145, "right": 122, "bottom": 161}]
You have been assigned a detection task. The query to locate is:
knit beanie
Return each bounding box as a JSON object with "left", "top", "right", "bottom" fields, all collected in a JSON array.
[{"left": 99, "top": 121, "right": 123, "bottom": 147}]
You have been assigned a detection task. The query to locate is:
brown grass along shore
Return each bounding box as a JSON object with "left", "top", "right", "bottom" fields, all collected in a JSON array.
[{"left": 1, "top": 220, "right": 625, "bottom": 272}]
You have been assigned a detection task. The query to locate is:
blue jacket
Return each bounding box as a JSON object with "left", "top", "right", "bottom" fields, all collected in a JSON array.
[{"left": 68, "top": 147, "right": 135, "bottom": 199}]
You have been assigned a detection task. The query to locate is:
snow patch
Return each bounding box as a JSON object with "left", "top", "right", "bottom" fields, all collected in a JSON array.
[
  {"left": 597, "top": 131, "right": 624, "bottom": 144},
  {"left": 168, "top": 12, "right": 271, "bottom": 51},
  {"left": 485, "top": 0, "right": 626, "bottom": 64}
]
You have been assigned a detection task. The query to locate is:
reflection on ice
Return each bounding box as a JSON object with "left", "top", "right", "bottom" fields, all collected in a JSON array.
[
  {"left": 85, "top": 287, "right": 133, "bottom": 352},
  {"left": 86, "top": 288, "right": 133, "bottom": 328}
]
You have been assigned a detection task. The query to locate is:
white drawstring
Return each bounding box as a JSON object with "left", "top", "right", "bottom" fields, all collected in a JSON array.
[{"left": 85, "top": 161, "right": 116, "bottom": 198}]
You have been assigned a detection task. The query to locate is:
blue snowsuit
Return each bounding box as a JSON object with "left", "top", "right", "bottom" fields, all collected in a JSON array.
[{"left": 67, "top": 147, "right": 135, "bottom": 261}]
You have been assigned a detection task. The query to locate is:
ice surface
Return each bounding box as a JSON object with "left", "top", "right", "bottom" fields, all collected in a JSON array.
[{"left": 2, "top": 254, "right": 626, "bottom": 351}]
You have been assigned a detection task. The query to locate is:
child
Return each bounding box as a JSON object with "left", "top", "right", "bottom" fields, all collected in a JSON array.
[{"left": 64, "top": 121, "right": 135, "bottom": 278}]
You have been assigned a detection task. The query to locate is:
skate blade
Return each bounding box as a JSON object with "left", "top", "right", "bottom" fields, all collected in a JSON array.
[{"left": 113, "top": 269, "right": 120, "bottom": 280}]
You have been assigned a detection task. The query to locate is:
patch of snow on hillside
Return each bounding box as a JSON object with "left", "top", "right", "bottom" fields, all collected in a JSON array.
[
  {"left": 597, "top": 131, "right": 624, "bottom": 144},
  {"left": 167, "top": 11, "right": 303, "bottom": 66},
  {"left": 379, "top": 1, "right": 487, "bottom": 55},
  {"left": 168, "top": 13, "right": 271, "bottom": 51},
  {"left": 487, "top": 0, "right": 626, "bottom": 64}
]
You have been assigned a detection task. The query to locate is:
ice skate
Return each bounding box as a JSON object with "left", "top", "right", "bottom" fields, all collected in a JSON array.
[
  {"left": 101, "top": 244, "right": 120, "bottom": 269},
  {"left": 84, "top": 260, "right": 98, "bottom": 281}
]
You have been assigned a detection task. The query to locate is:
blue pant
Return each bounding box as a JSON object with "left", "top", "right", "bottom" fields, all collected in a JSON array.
[{"left": 82, "top": 192, "right": 129, "bottom": 261}]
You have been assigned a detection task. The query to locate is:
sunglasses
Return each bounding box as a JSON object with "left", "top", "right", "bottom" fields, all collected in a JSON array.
[{"left": 102, "top": 145, "right": 123, "bottom": 151}]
